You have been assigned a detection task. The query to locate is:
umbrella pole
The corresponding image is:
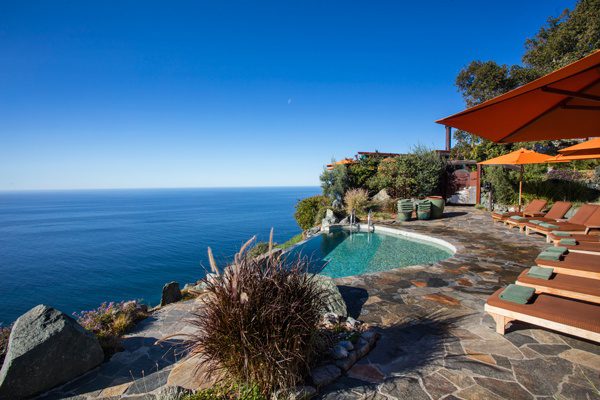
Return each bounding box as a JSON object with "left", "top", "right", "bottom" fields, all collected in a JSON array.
[{"left": 518, "top": 165, "right": 523, "bottom": 212}]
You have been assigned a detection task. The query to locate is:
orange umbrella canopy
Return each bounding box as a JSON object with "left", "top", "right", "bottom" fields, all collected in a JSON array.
[
  {"left": 558, "top": 137, "right": 600, "bottom": 156},
  {"left": 437, "top": 50, "right": 600, "bottom": 143},
  {"left": 547, "top": 152, "right": 600, "bottom": 162},
  {"left": 326, "top": 158, "right": 356, "bottom": 170},
  {"left": 478, "top": 148, "right": 552, "bottom": 165}
]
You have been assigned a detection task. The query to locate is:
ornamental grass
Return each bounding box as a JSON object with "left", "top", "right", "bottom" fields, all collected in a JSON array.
[{"left": 187, "top": 231, "right": 327, "bottom": 397}]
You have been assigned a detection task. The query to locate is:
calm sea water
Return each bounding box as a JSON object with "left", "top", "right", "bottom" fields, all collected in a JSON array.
[{"left": 0, "top": 187, "right": 320, "bottom": 324}]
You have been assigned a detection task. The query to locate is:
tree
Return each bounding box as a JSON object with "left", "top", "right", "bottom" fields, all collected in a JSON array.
[
  {"left": 523, "top": 0, "right": 600, "bottom": 74},
  {"left": 452, "top": 0, "right": 599, "bottom": 163},
  {"left": 319, "top": 163, "right": 349, "bottom": 203}
]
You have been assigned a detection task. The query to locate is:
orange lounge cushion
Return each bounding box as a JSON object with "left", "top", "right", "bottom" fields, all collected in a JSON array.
[
  {"left": 564, "top": 242, "right": 600, "bottom": 253},
  {"left": 518, "top": 270, "right": 600, "bottom": 298},
  {"left": 487, "top": 288, "right": 600, "bottom": 334}
]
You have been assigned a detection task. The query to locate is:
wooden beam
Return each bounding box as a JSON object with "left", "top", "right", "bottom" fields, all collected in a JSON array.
[{"left": 542, "top": 86, "right": 600, "bottom": 102}]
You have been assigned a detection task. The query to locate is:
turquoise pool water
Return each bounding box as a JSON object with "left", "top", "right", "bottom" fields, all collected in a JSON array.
[{"left": 290, "top": 230, "right": 453, "bottom": 278}]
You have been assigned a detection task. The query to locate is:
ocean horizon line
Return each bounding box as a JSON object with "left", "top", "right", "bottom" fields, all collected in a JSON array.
[{"left": 0, "top": 185, "right": 321, "bottom": 193}]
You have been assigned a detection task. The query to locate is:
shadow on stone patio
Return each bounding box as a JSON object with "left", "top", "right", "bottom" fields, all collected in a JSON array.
[{"left": 320, "top": 312, "right": 466, "bottom": 396}]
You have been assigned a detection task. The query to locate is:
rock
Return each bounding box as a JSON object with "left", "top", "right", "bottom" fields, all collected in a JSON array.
[
  {"left": 167, "top": 354, "right": 222, "bottom": 391},
  {"left": 276, "top": 385, "right": 317, "bottom": 400},
  {"left": 321, "top": 209, "right": 338, "bottom": 228},
  {"left": 312, "top": 275, "right": 347, "bottom": 318},
  {"left": 335, "top": 350, "right": 358, "bottom": 371},
  {"left": 339, "top": 216, "right": 350, "bottom": 224},
  {"left": 155, "top": 385, "right": 193, "bottom": 399},
  {"left": 372, "top": 188, "right": 391, "bottom": 203},
  {"left": 338, "top": 340, "right": 354, "bottom": 351},
  {"left": 161, "top": 282, "right": 182, "bottom": 306},
  {"left": 355, "top": 338, "right": 371, "bottom": 358},
  {"left": 361, "top": 329, "right": 379, "bottom": 345},
  {"left": 331, "top": 344, "right": 349, "bottom": 360},
  {"left": 310, "top": 364, "right": 341, "bottom": 387},
  {"left": 321, "top": 312, "right": 339, "bottom": 326},
  {"left": 306, "top": 226, "right": 320, "bottom": 236},
  {"left": 344, "top": 317, "right": 360, "bottom": 330},
  {"left": 0, "top": 304, "right": 104, "bottom": 399}
]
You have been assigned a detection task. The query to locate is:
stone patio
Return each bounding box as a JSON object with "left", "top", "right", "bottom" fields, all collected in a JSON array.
[
  {"left": 39, "top": 206, "right": 600, "bottom": 399},
  {"left": 320, "top": 206, "right": 600, "bottom": 400}
]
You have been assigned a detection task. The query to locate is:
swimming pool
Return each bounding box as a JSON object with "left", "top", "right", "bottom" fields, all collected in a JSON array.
[{"left": 288, "top": 226, "right": 454, "bottom": 278}]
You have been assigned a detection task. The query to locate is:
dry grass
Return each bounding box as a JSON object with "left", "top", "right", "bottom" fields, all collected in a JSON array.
[
  {"left": 185, "top": 234, "right": 327, "bottom": 397},
  {"left": 344, "top": 188, "right": 369, "bottom": 215}
]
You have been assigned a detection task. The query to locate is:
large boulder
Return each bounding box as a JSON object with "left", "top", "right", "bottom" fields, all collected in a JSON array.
[
  {"left": 321, "top": 209, "right": 338, "bottom": 229},
  {"left": 371, "top": 188, "right": 391, "bottom": 203},
  {"left": 161, "top": 281, "right": 182, "bottom": 306},
  {"left": 0, "top": 305, "right": 104, "bottom": 399},
  {"left": 312, "top": 275, "right": 347, "bottom": 318}
]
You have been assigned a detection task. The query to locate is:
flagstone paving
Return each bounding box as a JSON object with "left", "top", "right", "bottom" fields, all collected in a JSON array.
[
  {"left": 39, "top": 206, "right": 600, "bottom": 399},
  {"left": 319, "top": 207, "right": 600, "bottom": 400}
]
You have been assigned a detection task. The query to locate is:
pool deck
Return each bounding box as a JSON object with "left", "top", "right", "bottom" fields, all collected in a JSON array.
[
  {"left": 39, "top": 206, "right": 600, "bottom": 399},
  {"left": 321, "top": 206, "right": 600, "bottom": 399}
]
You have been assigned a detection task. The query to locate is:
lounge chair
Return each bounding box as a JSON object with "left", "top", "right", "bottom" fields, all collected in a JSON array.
[
  {"left": 516, "top": 269, "right": 600, "bottom": 304},
  {"left": 535, "top": 251, "right": 600, "bottom": 279},
  {"left": 485, "top": 288, "right": 600, "bottom": 342},
  {"left": 504, "top": 201, "right": 572, "bottom": 231},
  {"left": 491, "top": 199, "right": 547, "bottom": 224},
  {"left": 525, "top": 204, "right": 600, "bottom": 241},
  {"left": 548, "top": 231, "right": 600, "bottom": 244},
  {"left": 552, "top": 239, "right": 600, "bottom": 255}
]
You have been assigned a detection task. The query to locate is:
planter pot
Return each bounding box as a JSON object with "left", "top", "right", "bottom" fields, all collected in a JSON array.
[
  {"left": 417, "top": 211, "right": 431, "bottom": 220},
  {"left": 427, "top": 196, "right": 445, "bottom": 219},
  {"left": 397, "top": 211, "right": 412, "bottom": 222}
]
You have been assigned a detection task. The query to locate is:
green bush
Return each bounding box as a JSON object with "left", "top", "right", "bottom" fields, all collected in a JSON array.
[
  {"left": 276, "top": 233, "right": 304, "bottom": 250},
  {"left": 187, "top": 238, "right": 327, "bottom": 397},
  {"left": 247, "top": 242, "right": 272, "bottom": 259},
  {"left": 294, "top": 195, "right": 331, "bottom": 230},
  {"left": 367, "top": 147, "right": 447, "bottom": 199}
]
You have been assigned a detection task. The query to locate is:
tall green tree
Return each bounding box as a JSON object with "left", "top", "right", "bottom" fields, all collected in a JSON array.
[{"left": 452, "top": 0, "right": 599, "bottom": 162}]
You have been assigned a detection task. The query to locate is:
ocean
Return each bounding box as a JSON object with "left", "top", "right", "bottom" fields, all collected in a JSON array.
[{"left": 0, "top": 187, "right": 320, "bottom": 324}]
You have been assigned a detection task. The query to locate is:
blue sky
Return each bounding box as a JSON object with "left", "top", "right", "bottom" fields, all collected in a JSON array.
[{"left": 0, "top": 0, "right": 576, "bottom": 190}]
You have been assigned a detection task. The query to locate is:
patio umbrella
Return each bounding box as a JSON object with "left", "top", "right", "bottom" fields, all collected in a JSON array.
[
  {"left": 436, "top": 50, "right": 600, "bottom": 143},
  {"left": 478, "top": 148, "right": 553, "bottom": 211},
  {"left": 558, "top": 137, "right": 600, "bottom": 156}
]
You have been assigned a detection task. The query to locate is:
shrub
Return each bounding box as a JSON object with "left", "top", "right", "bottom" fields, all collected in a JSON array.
[
  {"left": 294, "top": 195, "right": 331, "bottom": 230},
  {"left": 344, "top": 188, "right": 369, "bottom": 215},
  {"left": 0, "top": 324, "right": 10, "bottom": 366},
  {"left": 547, "top": 168, "right": 584, "bottom": 181},
  {"left": 367, "top": 147, "right": 447, "bottom": 199},
  {"left": 74, "top": 300, "right": 148, "bottom": 355},
  {"left": 276, "top": 233, "right": 304, "bottom": 250},
  {"left": 186, "top": 236, "right": 327, "bottom": 397},
  {"left": 247, "top": 242, "right": 271, "bottom": 259}
]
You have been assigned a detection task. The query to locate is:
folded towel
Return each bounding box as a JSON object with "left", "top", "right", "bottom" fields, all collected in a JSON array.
[
  {"left": 539, "top": 223, "right": 559, "bottom": 229},
  {"left": 559, "top": 238, "right": 577, "bottom": 246},
  {"left": 537, "top": 251, "right": 562, "bottom": 261},
  {"left": 529, "top": 220, "right": 544, "bottom": 225},
  {"left": 552, "top": 231, "right": 571, "bottom": 237},
  {"left": 499, "top": 284, "right": 535, "bottom": 304},
  {"left": 545, "top": 246, "right": 567, "bottom": 254},
  {"left": 527, "top": 266, "right": 554, "bottom": 280},
  {"left": 510, "top": 215, "right": 525, "bottom": 221}
]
